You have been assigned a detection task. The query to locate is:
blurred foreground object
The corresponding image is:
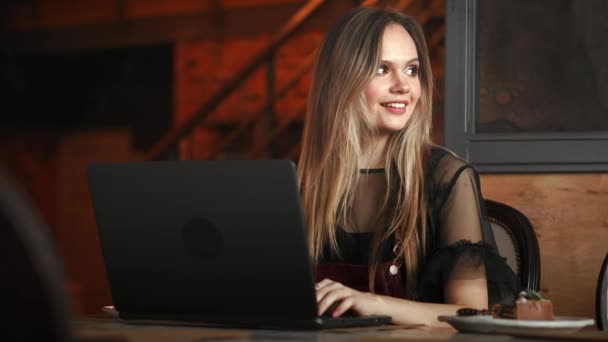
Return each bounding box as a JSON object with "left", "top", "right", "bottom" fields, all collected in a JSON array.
[{"left": 0, "top": 165, "right": 72, "bottom": 341}]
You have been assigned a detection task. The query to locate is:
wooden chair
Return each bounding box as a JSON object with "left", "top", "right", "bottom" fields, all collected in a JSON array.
[
  {"left": 484, "top": 199, "right": 541, "bottom": 292},
  {"left": 597, "top": 251, "right": 608, "bottom": 330}
]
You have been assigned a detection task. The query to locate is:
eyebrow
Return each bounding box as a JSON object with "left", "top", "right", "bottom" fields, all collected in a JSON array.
[{"left": 380, "top": 58, "right": 419, "bottom": 65}]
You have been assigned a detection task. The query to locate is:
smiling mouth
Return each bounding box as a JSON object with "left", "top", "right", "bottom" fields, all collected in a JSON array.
[
  {"left": 380, "top": 102, "right": 408, "bottom": 115},
  {"left": 380, "top": 102, "right": 408, "bottom": 109},
  {"left": 380, "top": 101, "right": 409, "bottom": 109}
]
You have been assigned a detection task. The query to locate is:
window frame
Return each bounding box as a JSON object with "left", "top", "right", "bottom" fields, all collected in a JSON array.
[{"left": 444, "top": 0, "right": 608, "bottom": 173}]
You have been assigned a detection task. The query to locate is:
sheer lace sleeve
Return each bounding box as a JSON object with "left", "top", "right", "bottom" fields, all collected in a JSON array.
[{"left": 417, "top": 149, "right": 521, "bottom": 306}]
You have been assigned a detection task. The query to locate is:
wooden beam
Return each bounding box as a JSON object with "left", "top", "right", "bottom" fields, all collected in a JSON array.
[{"left": 2, "top": 1, "right": 352, "bottom": 54}]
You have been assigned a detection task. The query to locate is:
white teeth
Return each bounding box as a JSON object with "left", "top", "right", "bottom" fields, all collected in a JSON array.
[{"left": 382, "top": 103, "right": 406, "bottom": 108}]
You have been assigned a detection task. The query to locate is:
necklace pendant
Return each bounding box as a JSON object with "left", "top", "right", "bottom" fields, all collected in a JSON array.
[{"left": 389, "top": 264, "right": 399, "bottom": 275}]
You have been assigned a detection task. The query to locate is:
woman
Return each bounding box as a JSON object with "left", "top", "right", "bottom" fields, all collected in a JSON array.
[{"left": 297, "top": 7, "right": 520, "bottom": 326}]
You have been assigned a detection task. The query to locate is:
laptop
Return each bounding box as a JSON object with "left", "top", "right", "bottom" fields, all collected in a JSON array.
[{"left": 86, "top": 159, "right": 391, "bottom": 330}]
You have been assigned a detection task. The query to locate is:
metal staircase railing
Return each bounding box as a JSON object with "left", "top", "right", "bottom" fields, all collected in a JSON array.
[{"left": 143, "top": 0, "right": 330, "bottom": 161}]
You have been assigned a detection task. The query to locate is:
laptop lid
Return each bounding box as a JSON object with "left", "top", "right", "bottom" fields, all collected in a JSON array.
[{"left": 87, "top": 159, "right": 319, "bottom": 323}]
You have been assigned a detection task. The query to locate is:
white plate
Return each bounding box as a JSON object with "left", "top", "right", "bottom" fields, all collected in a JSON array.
[{"left": 438, "top": 315, "right": 595, "bottom": 336}]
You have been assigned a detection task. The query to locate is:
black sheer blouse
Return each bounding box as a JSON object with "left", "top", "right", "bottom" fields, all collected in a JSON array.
[{"left": 319, "top": 147, "right": 521, "bottom": 306}]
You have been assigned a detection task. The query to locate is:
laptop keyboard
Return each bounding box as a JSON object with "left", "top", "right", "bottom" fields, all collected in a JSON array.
[{"left": 317, "top": 314, "right": 391, "bottom": 328}]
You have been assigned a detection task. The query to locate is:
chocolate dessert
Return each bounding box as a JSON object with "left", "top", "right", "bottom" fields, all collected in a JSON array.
[{"left": 492, "top": 290, "right": 554, "bottom": 321}]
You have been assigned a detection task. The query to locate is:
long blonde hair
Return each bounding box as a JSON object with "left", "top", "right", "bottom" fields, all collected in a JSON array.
[{"left": 297, "top": 7, "right": 434, "bottom": 298}]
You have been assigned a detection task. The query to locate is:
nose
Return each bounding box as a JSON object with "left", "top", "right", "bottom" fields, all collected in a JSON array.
[{"left": 389, "top": 73, "right": 410, "bottom": 94}]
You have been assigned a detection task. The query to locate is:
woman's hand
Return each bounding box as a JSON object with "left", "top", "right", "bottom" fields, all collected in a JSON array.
[{"left": 315, "top": 278, "right": 382, "bottom": 317}]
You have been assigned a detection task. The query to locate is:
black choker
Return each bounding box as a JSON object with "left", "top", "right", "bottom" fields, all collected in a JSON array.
[{"left": 359, "top": 168, "right": 385, "bottom": 174}]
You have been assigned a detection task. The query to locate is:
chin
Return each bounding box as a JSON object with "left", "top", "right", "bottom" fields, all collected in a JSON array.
[
  {"left": 379, "top": 119, "right": 410, "bottom": 133},
  {"left": 382, "top": 127, "right": 406, "bottom": 135}
]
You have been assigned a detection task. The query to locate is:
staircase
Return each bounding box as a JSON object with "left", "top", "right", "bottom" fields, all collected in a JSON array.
[{"left": 144, "top": 0, "right": 446, "bottom": 162}]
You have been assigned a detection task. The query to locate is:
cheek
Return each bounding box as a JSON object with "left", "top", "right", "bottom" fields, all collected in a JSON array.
[
  {"left": 363, "top": 82, "right": 381, "bottom": 107},
  {"left": 411, "top": 81, "right": 422, "bottom": 104}
]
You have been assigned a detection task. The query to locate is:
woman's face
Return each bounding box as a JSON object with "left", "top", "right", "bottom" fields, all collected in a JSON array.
[{"left": 363, "top": 23, "right": 421, "bottom": 137}]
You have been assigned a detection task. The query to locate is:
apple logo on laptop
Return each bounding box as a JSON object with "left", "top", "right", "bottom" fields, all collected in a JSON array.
[{"left": 181, "top": 217, "right": 223, "bottom": 259}]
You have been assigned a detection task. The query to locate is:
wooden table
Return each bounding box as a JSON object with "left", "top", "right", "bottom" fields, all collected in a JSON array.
[{"left": 73, "top": 317, "right": 608, "bottom": 342}]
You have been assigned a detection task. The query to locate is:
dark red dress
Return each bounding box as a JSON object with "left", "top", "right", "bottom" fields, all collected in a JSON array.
[{"left": 316, "top": 231, "right": 405, "bottom": 298}]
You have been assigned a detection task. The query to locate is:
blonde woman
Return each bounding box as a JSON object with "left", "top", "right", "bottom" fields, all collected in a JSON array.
[{"left": 297, "top": 7, "right": 520, "bottom": 326}]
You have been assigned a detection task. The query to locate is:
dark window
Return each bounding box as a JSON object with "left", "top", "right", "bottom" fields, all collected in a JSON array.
[
  {"left": 445, "top": 0, "right": 608, "bottom": 172},
  {"left": 1, "top": 45, "right": 173, "bottom": 150}
]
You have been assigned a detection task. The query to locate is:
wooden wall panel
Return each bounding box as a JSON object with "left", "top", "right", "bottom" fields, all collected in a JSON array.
[
  {"left": 124, "top": 0, "right": 211, "bottom": 19},
  {"left": 38, "top": 0, "right": 119, "bottom": 28},
  {"left": 480, "top": 173, "right": 608, "bottom": 319},
  {"left": 0, "top": 133, "right": 58, "bottom": 236},
  {"left": 222, "top": 0, "right": 305, "bottom": 8},
  {"left": 5, "top": 0, "right": 350, "bottom": 53},
  {"left": 2, "top": 0, "right": 308, "bottom": 32},
  {"left": 124, "top": 0, "right": 305, "bottom": 19}
]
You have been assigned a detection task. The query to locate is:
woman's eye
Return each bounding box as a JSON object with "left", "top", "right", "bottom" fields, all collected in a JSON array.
[
  {"left": 405, "top": 65, "right": 419, "bottom": 76},
  {"left": 377, "top": 65, "right": 389, "bottom": 74}
]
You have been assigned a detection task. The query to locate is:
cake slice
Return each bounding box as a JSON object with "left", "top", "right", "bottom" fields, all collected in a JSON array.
[{"left": 492, "top": 290, "right": 554, "bottom": 321}]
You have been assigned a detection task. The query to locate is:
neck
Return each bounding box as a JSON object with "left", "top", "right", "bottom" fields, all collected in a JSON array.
[{"left": 360, "top": 135, "right": 389, "bottom": 169}]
